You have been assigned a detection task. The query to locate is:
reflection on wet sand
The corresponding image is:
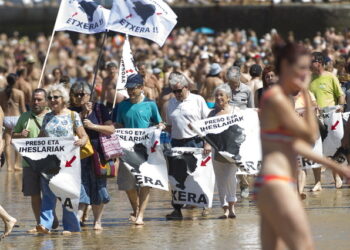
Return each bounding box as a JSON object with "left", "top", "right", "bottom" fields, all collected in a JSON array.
[{"left": 0, "top": 169, "right": 349, "bottom": 250}]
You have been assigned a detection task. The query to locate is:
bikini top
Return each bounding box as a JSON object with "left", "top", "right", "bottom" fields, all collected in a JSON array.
[{"left": 260, "top": 88, "right": 294, "bottom": 143}]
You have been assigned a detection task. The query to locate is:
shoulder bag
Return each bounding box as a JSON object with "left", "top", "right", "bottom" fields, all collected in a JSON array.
[
  {"left": 70, "top": 111, "right": 94, "bottom": 159},
  {"left": 95, "top": 104, "right": 124, "bottom": 160}
]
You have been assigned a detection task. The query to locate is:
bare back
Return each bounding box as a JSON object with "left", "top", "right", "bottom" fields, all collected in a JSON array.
[
  {"left": 200, "top": 76, "right": 224, "bottom": 103},
  {"left": 0, "top": 88, "right": 25, "bottom": 116},
  {"left": 15, "top": 78, "right": 32, "bottom": 106}
]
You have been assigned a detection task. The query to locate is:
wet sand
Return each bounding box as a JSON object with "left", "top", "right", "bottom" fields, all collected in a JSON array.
[{"left": 0, "top": 169, "right": 349, "bottom": 250}]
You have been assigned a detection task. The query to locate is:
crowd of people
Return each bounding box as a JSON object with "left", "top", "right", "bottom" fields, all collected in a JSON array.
[{"left": 1, "top": 27, "right": 350, "bottom": 249}]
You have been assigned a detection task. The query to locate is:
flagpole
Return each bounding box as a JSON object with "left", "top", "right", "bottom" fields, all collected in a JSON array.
[
  {"left": 112, "top": 35, "right": 129, "bottom": 109},
  {"left": 90, "top": 30, "right": 108, "bottom": 102},
  {"left": 37, "top": 29, "right": 56, "bottom": 88}
]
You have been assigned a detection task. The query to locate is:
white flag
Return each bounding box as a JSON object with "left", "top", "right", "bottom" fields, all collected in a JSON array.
[
  {"left": 54, "top": 0, "right": 110, "bottom": 34},
  {"left": 117, "top": 36, "right": 138, "bottom": 90},
  {"left": 107, "top": 0, "right": 177, "bottom": 46}
]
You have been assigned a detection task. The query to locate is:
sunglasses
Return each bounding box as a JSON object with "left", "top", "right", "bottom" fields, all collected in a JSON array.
[
  {"left": 48, "top": 95, "right": 62, "bottom": 101},
  {"left": 172, "top": 87, "right": 185, "bottom": 94},
  {"left": 73, "top": 93, "right": 87, "bottom": 98}
]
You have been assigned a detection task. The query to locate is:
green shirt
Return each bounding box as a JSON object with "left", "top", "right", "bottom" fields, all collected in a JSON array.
[
  {"left": 13, "top": 111, "right": 45, "bottom": 167},
  {"left": 309, "top": 72, "right": 344, "bottom": 108}
]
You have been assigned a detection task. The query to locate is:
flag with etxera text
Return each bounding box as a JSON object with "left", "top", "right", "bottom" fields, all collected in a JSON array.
[
  {"left": 54, "top": 0, "right": 110, "bottom": 34},
  {"left": 107, "top": 0, "right": 177, "bottom": 46},
  {"left": 167, "top": 147, "right": 215, "bottom": 208},
  {"left": 12, "top": 137, "right": 81, "bottom": 212}
]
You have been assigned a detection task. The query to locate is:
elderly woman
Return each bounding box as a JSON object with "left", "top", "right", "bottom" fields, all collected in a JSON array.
[
  {"left": 37, "top": 84, "right": 88, "bottom": 234},
  {"left": 70, "top": 81, "right": 115, "bottom": 230},
  {"left": 205, "top": 84, "right": 239, "bottom": 219}
]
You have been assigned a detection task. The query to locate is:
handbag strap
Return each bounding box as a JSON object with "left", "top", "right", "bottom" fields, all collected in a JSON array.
[
  {"left": 95, "top": 103, "right": 103, "bottom": 125},
  {"left": 30, "top": 113, "right": 42, "bottom": 130},
  {"left": 70, "top": 111, "right": 76, "bottom": 135}
]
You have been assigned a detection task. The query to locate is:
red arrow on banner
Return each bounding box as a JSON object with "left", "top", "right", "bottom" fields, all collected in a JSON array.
[
  {"left": 201, "top": 156, "right": 211, "bottom": 166},
  {"left": 72, "top": 12, "right": 78, "bottom": 17},
  {"left": 126, "top": 14, "right": 132, "bottom": 19},
  {"left": 151, "top": 141, "right": 159, "bottom": 153},
  {"left": 65, "top": 155, "right": 77, "bottom": 167},
  {"left": 331, "top": 121, "right": 340, "bottom": 130}
]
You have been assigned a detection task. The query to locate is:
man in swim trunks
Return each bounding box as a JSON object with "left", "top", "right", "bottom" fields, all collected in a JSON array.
[
  {"left": 0, "top": 74, "right": 26, "bottom": 171},
  {"left": 200, "top": 63, "right": 224, "bottom": 109}
]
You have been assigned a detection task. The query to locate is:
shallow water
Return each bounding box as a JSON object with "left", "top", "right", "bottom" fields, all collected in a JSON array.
[{"left": 0, "top": 169, "right": 349, "bottom": 250}]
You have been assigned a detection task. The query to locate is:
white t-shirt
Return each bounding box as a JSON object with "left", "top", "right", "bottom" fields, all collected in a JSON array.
[{"left": 166, "top": 93, "right": 210, "bottom": 139}]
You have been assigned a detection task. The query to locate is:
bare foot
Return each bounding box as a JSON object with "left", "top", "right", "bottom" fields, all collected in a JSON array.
[
  {"left": 93, "top": 222, "right": 103, "bottom": 230},
  {"left": 3, "top": 217, "right": 17, "bottom": 237},
  {"left": 311, "top": 182, "right": 322, "bottom": 192},
  {"left": 129, "top": 213, "right": 137, "bottom": 222},
  {"left": 26, "top": 227, "right": 38, "bottom": 233},
  {"left": 134, "top": 217, "right": 144, "bottom": 226},
  {"left": 335, "top": 175, "right": 343, "bottom": 189},
  {"left": 82, "top": 205, "right": 91, "bottom": 223},
  {"left": 300, "top": 193, "right": 307, "bottom": 200},
  {"left": 62, "top": 231, "right": 72, "bottom": 235},
  {"left": 14, "top": 166, "right": 22, "bottom": 172},
  {"left": 36, "top": 224, "right": 50, "bottom": 234}
]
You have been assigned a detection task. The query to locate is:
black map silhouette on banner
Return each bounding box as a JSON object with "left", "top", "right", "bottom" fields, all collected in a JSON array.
[
  {"left": 78, "top": 0, "right": 99, "bottom": 22},
  {"left": 167, "top": 153, "right": 198, "bottom": 190},
  {"left": 133, "top": 1, "right": 156, "bottom": 25},
  {"left": 23, "top": 155, "right": 61, "bottom": 179},
  {"left": 206, "top": 124, "right": 246, "bottom": 161},
  {"left": 121, "top": 144, "right": 149, "bottom": 173}
]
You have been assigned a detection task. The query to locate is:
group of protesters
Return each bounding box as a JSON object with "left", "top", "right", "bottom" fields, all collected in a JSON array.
[{"left": 1, "top": 27, "right": 350, "bottom": 249}]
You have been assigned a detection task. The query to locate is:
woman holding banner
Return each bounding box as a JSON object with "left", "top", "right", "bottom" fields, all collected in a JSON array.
[
  {"left": 37, "top": 84, "right": 88, "bottom": 234},
  {"left": 70, "top": 81, "right": 115, "bottom": 230},
  {"left": 256, "top": 38, "right": 350, "bottom": 250},
  {"left": 207, "top": 83, "right": 239, "bottom": 219}
]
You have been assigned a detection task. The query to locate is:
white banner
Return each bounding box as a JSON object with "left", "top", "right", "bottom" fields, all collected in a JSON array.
[
  {"left": 107, "top": 0, "right": 177, "bottom": 46},
  {"left": 322, "top": 111, "right": 344, "bottom": 156},
  {"left": 298, "top": 137, "right": 323, "bottom": 169},
  {"left": 167, "top": 147, "right": 215, "bottom": 208},
  {"left": 117, "top": 36, "right": 138, "bottom": 90},
  {"left": 190, "top": 109, "right": 262, "bottom": 175},
  {"left": 54, "top": 0, "right": 110, "bottom": 34},
  {"left": 12, "top": 137, "right": 81, "bottom": 212},
  {"left": 115, "top": 127, "right": 168, "bottom": 191}
]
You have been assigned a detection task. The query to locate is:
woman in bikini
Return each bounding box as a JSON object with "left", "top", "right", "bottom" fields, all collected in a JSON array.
[
  {"left": 256, "top": 38, "right": 350, "bottom": 250},
  {"left": 0, "top": 73, "right": 26, "bottom": 171}
]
